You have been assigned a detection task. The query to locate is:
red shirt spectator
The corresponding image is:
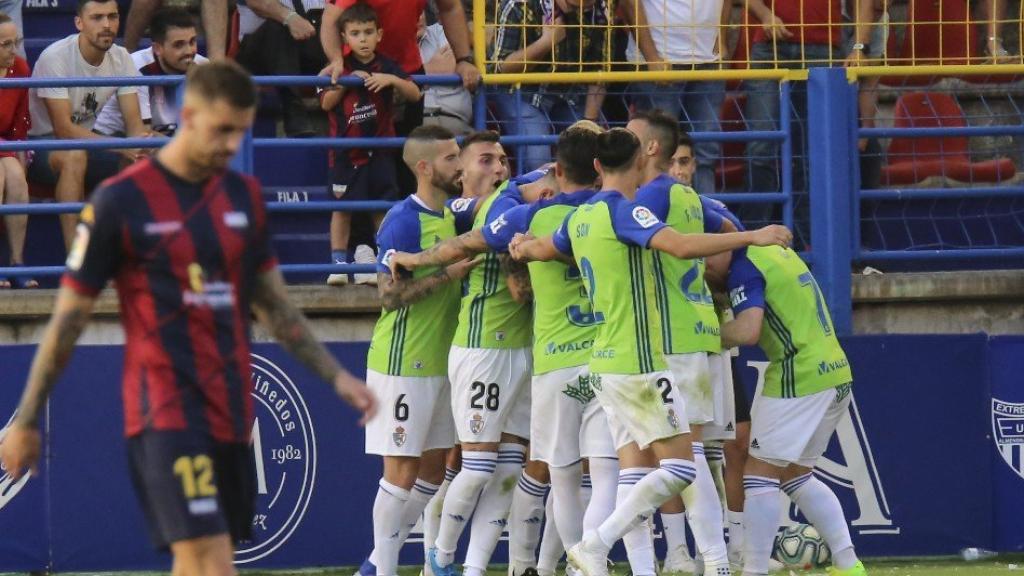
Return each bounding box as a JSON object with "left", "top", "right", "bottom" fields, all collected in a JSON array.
[
  {"left": 0, "top": 55, "right": 30, "bottom": 159},
  {"left": 329, "top": 0, "right": 427, "bottom": 73},
  {"left": 752, "top": 0, "right": 842, "bottom": 47}
]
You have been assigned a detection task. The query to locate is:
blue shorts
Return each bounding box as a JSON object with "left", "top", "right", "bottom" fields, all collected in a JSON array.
[{"left": 127, "top": 430, "right": 256, "bottom": 550}]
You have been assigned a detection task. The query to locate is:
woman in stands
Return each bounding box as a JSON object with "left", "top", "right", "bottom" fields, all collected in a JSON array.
[{"left": 0, "top": 13, "right": 35, "bottom": 289}]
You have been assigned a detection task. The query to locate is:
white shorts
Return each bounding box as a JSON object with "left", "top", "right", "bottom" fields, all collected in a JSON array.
[
  {"left": 749, "top": 383, "right": 853, "bottom": 468},
  {"left": 666, "top": 352, "right": 714, "bottom": 426},
  {"left": 702, "top": 352, "right": 738, "bottom": 442},
  {"left": 365, "top": 370, "right": 456, "bottom": 456},
  {"left": 449, "top": 346, "right": 532, "bottom": 443},
  {"left": 530, "top": 365, "right": 617, "bottom": 467},
  {"left": 592, "top": 370, "right": 690, "bottom": 451}
]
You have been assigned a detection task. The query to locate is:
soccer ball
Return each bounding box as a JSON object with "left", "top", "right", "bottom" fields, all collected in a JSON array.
[{"left": 772, "top": 523, "right": 831, "bottom": 570}]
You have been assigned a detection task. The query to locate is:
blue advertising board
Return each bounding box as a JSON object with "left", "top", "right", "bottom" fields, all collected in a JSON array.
[{"left": 0, "top": 334, "right": 1020, "bottom": 570}]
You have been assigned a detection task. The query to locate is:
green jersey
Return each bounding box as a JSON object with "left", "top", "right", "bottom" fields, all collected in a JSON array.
[
  {"left": 636, "top": 174, "right": 721, "bottom": 355},
  {"left": 367, "top": 196, "right": 461, "bottom": 376},
  {"left": 727, "top": 245, "right": 853, "bottom": 398},
  {"left": 452, "top": 179, "right": 532, "bottom": 349},
  {"left": 552, "top": 191, "right": 669, "bottom": 375}
]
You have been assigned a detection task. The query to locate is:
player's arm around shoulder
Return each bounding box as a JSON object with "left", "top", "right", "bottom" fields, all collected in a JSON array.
[
  {"left": 250, "top": 265, "right": 377, "bottom": 425},
  {"left": 388, "top": 228, "right": 489, "bottom": 279},
  {"left": 721, "top": 307, "right": 764, "bottom": 348},
  {"left": 649, "top": 224, "right": 792, "bottom": 260},
  {"left": 378, "top": 256, "right": 480, "bottom": 311}
]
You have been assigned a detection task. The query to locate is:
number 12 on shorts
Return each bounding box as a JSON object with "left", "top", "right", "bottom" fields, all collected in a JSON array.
[{"left": 173, "top": 454, "right": 217, "bottom": 499}]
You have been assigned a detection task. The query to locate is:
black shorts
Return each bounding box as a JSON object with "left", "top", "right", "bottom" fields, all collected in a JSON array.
[
  {"left": 127, "top": 430, "right": 255, "bottom": 550},
  {"left": 732, "top": 356, "right": 751, "bottom": 424},
  {"left": 331, "top": 152, "right": 400, "bottom": 202}
]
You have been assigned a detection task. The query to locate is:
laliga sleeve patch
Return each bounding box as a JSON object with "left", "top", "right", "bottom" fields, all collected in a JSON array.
[
  {"left": 65, "top": 223, "right": 91, "bottom": 271},
  {"left": 450, "top": 198, "right": 473, "bottom": 213},
  {"left": 380, "top": 248, "right": 396, "bottom": 267},
  {"left": 632, "top": 205, "right": 660, "bottom": 229}
]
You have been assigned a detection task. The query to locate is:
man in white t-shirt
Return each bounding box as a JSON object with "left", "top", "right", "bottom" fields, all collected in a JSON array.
[
  {"left": 417, "top": 11, "right": 473, "bottom": 135},
  {"left": 628, "top": 0, "right": 730, "bottom": 196},
  {"left": 95, "top": 7, "right": 209, "bottom": 137},
  {"left": 26, "top": 0, "right": 148, "bottom": 252}
]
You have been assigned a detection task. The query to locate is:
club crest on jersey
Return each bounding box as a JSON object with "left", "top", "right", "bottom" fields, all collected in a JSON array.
[
  {"left": 393, "top": 426, "right": 407, "bottom": 447},
  {"left": 992, "top": 398, "right": 1024, "bottom": 480},
  {"left": 667, "top": 408, "right": 680, "bottom": 430},
  {"left": 631, "top": 206, "right": 659, "bottom": 229},
  {"left": 469, "top": 413, "right": 484, "bottom": 435}
]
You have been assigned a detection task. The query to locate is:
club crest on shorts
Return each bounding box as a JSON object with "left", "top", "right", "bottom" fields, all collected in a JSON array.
[
  {"left": 992, "top": 398, "right": 1024, "bottom": 480},
  {"left": 237, "top": 354, "right": 318, "bottom": 564},
  {"left": 469, "top": 413, "right": 484, "bottom": 435},
  {"left": 667, "top": 408, "right": 680, "bottom": 430},
  {"left": 393, "top": 426, "right": 407, "bottom": 447}
]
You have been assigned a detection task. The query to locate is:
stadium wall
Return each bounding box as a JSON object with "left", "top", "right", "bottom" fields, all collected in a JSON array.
[{"left": 0, "top": 296, "right": 1022, "bottom": 570}]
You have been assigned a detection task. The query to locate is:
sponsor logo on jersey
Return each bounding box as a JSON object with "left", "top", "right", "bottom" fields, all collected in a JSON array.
[
  {"left": 729, "top": 286, "right": 748, "bottom": 307},
  {"left": 992, "top": 398, "right": 1024, "bottom": 481},
  {"left": 144, "top": 221, "right": 183, "bottom": 236},
  {"left": 469, "top": 413, "right": 484, "bottom": 435},
  {"left": 237, "top": 354, "right": 318, "bottom": 564},
  {"left": 631, "top": 206, "right": 659, "bottom": 229},
  {"left": 488, "top": 214, "right": 508, "bottom": 235},
  {"left": 0, "top": 412, "right": 32, "bottom": 513},
  {"left": 545, "top": 340, "right": 593, "bottom": 355},
  {"left": 817, "top": 358, "right": 850, "bottom": 376},
  {"left": 693, "top": 321, "right": 721, "bottom": 337},
  {"left": 393, "top": 426, "right": 407, "bottom": 447},
  {"left": 224, "top": 212, "right": 249, "bottom": 229}
]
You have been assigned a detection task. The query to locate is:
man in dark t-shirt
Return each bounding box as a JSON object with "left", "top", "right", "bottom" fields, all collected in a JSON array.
[{"left": 1, "top": 61, "right": 376, "bottom": 576}]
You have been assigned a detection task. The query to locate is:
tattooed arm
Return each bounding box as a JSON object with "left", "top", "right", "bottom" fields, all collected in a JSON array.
[
  {"left": 251, "top": 266, "right": 376, "bottom": 424},
  {"left": 389, "top": 229, "right": 489, "bottom": 278},
  {"left": 502, "top": 255, "right": 533, "bottom": 304},
  {"left": 1, "top": 287, "right": 96, "bottom": 479},
  {"left": 379, "top": 258, "right": 480, "bottom": 311}
]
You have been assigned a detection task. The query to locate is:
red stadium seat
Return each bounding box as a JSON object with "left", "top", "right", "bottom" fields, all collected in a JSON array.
[
  {"left": 881, "top": 92, "right": 1017, "bottom": 186},
  {"left": 715, "top": 93, "right": 748, "bottom": 190}
]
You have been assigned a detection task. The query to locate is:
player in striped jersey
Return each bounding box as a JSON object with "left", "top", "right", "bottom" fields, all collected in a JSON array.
[
  {"left": 359, "top": 125, "right": 481, "bottom": 576},
  {"left": 704, "top": 247, "right": 866, "bottom": 576},
  {"left": 510, "top": 129, "right": 791, "bottom": 576}
]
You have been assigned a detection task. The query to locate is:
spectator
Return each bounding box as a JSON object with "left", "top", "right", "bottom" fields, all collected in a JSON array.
[
  {"left": 123, "top": 0, "right": 227, "bottom": 60},
  {"left": 418, "top": 11, "right": 474, "bottom": 135},
  {"left": 0, "top": 13, "right": 33, "bottom": 288},
  {"left": 628, "top": 0, "right": 731, "bottom": 194},
  {"left": 0, "top": 0, "right": 21, "bottom": 57},
  {"left": 669, "top": 131, "right": 696, "bottom": 186},
  {"left": 236, "top": 0, "right": 328, "bottom": 137},
  {"left": 320, "top": 2, "right": 420, "bottom": 287},
  {"left": 95, "top": 8, "right": 209, "bottom": 137},
  {"left": 487, "top": 0, "right": 611, "bottom": 172},
  {"left": 27, "top": 0, "right": 148, "bottom": 252},
  {"left": 981, "top": 0, "right": 1017, "bottom": 63},
  {"left": 741, "top": 0, "right": 873, "bottom": 228}
]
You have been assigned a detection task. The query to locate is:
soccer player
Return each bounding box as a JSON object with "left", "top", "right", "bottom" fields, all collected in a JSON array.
[
  {"left": 459, "top": 130, "right": 510, "bottom": 200},
  {"left": 474, "top": 127, "right": 622, "bottom": 576},
  {"left": 0, "top": 61, "right": 375, "bottom": 576},
  {"left": 627, "top": 111, "right": 732, "bottom": 573},
  {"left": 668, "top": 132, "right": 696, "bottom": 187},
  {"left": 703, "top": 247, "right": 867, "bottom": 576},
  {"left": 360, "top": 125, "right": 481, "bottom": 576},
  {"left": 509, "top": 128, "right": 791, "bottom": 576}
]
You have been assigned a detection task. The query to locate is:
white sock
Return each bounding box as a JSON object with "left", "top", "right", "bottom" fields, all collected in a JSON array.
[
  {"left": 508, "top": 470, "right": 550, "bottom": 571},
  {"left": 592, "top": 460, "right": 696, "bottom": 552},
  {"left": 423, "top": 468, "right": 457, "bottom": 560},
  {"left": 580, "top": 472, "right": 593, "bottom": 507},
  {"left": 660, "top": 511, "right": 691, "bottom": 561},
  {"left": 371, "top": 479, "right": 440, "bottom": 568},
  {"left": 704, "top": 442, "right": 728, "bottom": 510},
  {"left": 782, "top": 473, "right": 858, "bottom": 570},
  {"left": 583, "top": 457, "right": 618, "bottom": 533},
  {"left": 373, "top": 479, "right": 411, "bottom": 576},
  {"left": 464, "top": 444, "right": 526, "bottom": 572},
  {"left": 617, "top": 468, "right": 657, "bottom": 576},
  {"left": 741, "top": 476, "right": 781, "bottom": 576},
  {"left": 681, "top": 445, "right": 729, "bottom": 566},
  {"left": 726, "top": 509, "right": 744, "bottom": 563},
  {"left": 537, "top": 495, "right": 564, "bottom": 576},
  {"left": 434, "top": 453, "right": 498, "bottom": 567},
  {"left": 549, "top": 463, "right": 584, "bottom": 549}
]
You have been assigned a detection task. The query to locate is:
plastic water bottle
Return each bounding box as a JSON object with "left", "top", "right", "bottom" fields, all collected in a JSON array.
[{"left": 960, "top": 548, "right": 998, "bottom": 562}]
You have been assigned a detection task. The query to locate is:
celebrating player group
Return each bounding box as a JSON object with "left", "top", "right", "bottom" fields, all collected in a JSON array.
[{"left": 367, "top": 115, "right": 868, "bottom": 576}]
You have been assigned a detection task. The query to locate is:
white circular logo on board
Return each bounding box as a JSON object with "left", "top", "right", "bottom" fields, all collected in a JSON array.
[
  {"left": 0, "top": 411, "right": 31, "bottom": 511},
  {"left": 234, "top": 354, "right": 317, "bottom": 564}
]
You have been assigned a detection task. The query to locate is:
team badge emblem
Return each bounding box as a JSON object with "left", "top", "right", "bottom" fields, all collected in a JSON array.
[
  {"left": 414, "top": 360, "right": 423, "bottom": 370},
  {"left": 393, "top": 426, "right": 407, "bottom": 447},
  {"left": 992, "top": 398, "right": 1024, "bottom": 480},
  {"left": 469, "top": 413, "right": 484, "bottom": 435},
  {"left": 667, "top": 408, "right": 680, "bottom": 429}
]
